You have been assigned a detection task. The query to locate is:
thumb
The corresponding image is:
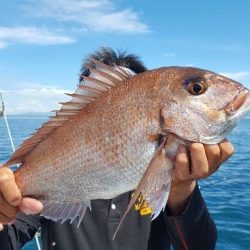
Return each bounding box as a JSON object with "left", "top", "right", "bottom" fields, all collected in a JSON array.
[{"left": 19, "top": 198, "right": 43, "bottom": 214}]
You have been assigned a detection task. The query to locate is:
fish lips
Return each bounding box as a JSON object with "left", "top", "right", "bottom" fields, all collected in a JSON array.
[{"left": 224, "top": 88, "right": 250, "bottom": 115}]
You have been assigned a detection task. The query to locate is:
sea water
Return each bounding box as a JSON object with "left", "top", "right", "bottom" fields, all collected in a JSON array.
[{"left": 0, "top": 115, "right": 249, "bottom": 250}]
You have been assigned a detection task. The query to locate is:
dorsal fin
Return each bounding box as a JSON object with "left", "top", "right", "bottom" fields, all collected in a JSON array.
[{"left": 4, "top": 61, "right": 135, "bottom": 167}]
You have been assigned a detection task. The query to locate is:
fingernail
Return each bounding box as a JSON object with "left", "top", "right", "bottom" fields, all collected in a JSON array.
[{"left": 22, "top": 209, "right": 35, "bottom": 215}]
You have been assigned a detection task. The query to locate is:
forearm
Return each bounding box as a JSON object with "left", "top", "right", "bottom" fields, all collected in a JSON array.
[
  {"left": 167, "top": 180, "right": 196, "bottom": 215},
  {"left": 164, "top": 185, "right": 217, "bottom": 250},
  {"left": 0, "top": 213, "right": 41, "bottom": 250}
]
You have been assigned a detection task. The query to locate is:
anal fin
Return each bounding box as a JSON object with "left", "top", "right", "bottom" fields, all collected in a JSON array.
[{"left": 41, "top": 200, "right": 90, "bottom": 227}]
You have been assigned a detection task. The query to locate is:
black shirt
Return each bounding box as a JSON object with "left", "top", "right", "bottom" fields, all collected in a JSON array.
[{"left": 0, "top": 185, "right": 216, "bottom": 250}]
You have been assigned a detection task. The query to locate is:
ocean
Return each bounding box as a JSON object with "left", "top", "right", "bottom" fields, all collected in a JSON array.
[{"left": 0, "top": 115, "right": 249, "bottom": 250}]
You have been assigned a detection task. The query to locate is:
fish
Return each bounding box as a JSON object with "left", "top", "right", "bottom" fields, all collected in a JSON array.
[{"left": 2, "top": 60, "right": 250, "bottom": 232}]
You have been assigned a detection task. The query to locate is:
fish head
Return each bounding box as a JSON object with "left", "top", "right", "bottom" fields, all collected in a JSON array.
[{"left": 160, "top": 67, "right": 250, "bottom": 144}]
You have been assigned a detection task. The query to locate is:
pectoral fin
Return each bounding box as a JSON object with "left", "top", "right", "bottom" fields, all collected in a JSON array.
[{"left": 113, "top": 141, "right": 173, "bottom": 239}]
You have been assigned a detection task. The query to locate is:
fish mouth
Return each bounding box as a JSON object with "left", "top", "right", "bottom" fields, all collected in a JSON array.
[{"left": 224, "top": 88, "right": 249, "bottom": 115}]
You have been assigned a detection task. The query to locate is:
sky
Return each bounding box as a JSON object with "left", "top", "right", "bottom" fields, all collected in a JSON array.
[{"left": 0, "top": 0, "right": 250, "bottom": 114}]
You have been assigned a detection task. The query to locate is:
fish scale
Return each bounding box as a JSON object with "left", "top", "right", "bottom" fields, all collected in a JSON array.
[{"left": 15, "top": 75, "right": 160, "bottom": 203}]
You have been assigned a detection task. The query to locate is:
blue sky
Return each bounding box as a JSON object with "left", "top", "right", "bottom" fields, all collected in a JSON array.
[{"left": 0, "top": 0, "right": 249, "bottom": 114}]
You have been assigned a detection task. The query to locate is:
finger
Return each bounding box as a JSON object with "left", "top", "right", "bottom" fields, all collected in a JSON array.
[
  {"left": 0, "top": 212, "right": 13, "bottom": 225},
  {"left": 218, "top": 139, "right": 235, "bottom": 164},
  {"left": 189, "top": 143, "right": 209, "bottom": 178},
  {"left": 204, "top": 144, "right": 221, "bottom": 172},
  {"left": 0, "top": 193, "right": 19, "bottom": 218},
  {"left": 174, "top": 145, "right": 190, "bottom": 180},
  {"left": 0, "top": 167, "right": 22, "bottom": 206},
  {"left": 0, "top": 224, "right": 3, "bottom": 231},
  {"left": 19, "top": 198, "right": 43, "bottom": 214}
]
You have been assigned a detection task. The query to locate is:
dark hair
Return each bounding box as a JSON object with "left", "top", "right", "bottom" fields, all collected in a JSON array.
[{"left": 79, "top": 47, "right": 147, "bottom": 82}]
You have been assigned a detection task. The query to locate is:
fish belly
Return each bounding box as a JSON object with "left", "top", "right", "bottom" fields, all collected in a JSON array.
[
  {"left": 16, "top": 141, "right": 155, "bottom": 203},
  {"left": 14, "top": 114, "right": 157, "bottom": 204}
]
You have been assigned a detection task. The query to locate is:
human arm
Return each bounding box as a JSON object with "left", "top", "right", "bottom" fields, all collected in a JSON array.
[
  {"left": 165, "top": 140, "right": 234, "bottom": 250},
  {"left": 168, "top": 140, "right": 234, "bottom": 215},
  {"left": 164, "top": 184, "right": 216, "bottom": 250}
]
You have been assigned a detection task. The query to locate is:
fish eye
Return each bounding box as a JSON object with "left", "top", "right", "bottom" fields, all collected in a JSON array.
[{"left": 184, "top": 78, "right": 208, "bottom": 95}]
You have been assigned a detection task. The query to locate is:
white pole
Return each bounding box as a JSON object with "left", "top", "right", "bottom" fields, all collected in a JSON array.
[{"left": 3, "top": 112, "right": 15, "bottom": 152}]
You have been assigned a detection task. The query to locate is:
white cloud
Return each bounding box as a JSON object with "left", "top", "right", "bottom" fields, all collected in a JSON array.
[
  {"left": 0, "top": 26, "right": 75, "bottom": 48},
  {"left": 24, "top": 0, "right": 150, "bottom": 34},
  {"left": 0, "top": 41, "right": 8, "bottom": 49},
  {"left": 219, "top": 71, "right": 250, "bottom": 80},
  {"left": 1, "top": 83, "right": 71, "bottom": 114},
  {"left": 220, "top": 71, "right": 250, "bottom": 88}
]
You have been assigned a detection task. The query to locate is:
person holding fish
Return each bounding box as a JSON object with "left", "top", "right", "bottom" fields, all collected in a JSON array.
[{"left": 0, "top": 47, "right": 249, "bottom": 250}]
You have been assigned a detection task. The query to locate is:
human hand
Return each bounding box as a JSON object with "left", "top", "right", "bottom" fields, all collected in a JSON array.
[
  {"left": 0, "top": 166, "right": 43, "bottom": 231},
  {"left": 167, "top": 139, "right": 234, "bottom": 215}
]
